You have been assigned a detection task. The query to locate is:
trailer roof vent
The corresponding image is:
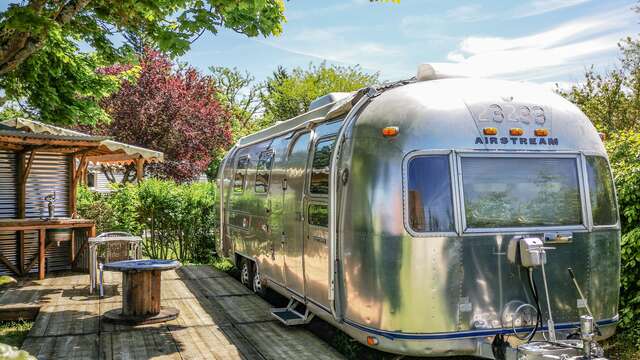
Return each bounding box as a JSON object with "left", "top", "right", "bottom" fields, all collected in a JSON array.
[
  {"left": 416, "top": 63, "right": 468, "bottom": 82},
  {"left": 309, "top": 92, "right": 352, "bottom": 111}
]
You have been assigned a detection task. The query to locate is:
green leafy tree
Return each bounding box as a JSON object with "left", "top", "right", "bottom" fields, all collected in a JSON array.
[
  {"left": 558, "top": 37, "right": 640, "bottom": 133},
  {"left": 0, "top": 0, "right": 285, "bottom": 124},
  {"left": 261, "top": 62, "right": 379, "bottom": 123}
]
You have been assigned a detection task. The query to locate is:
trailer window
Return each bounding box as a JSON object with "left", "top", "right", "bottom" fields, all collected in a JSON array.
[
  {"left": 461, "top": 157, "right": 582, "bottom": 228},
  {"left": 407, "top": 155, "right": 455, "bottom": 233},
  {"left": 586, "top": 156, "right": 618, "bottom": 226},
  {"left": 308, "top": 204, "right": 329, "bottom": 227},
  {"left": 255, "top": 151, "right": 274, "bottom": 193},
  {"left": 234, "top": 156, "right": 249, "bottom": 193},
  {"left": 310, "top": 138, "right": 335, "bottom": 195}
]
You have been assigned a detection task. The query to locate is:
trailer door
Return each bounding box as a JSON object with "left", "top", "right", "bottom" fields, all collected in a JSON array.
[{"left": 282, "top": 131, "right": 311, "bottom": 298}]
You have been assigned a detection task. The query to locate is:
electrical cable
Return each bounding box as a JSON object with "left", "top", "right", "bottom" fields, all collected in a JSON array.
[{"left": 527, "top": 267, "right": 543, "bottom": 342}]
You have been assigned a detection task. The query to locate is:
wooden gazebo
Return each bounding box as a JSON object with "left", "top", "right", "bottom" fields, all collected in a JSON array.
[{"left": 0, "top": 119, "right": 163, "bottom": 279}]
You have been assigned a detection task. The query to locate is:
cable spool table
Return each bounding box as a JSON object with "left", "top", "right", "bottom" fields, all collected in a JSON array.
[{"left": 102, "top": 259, "right": 181, "bottom": 325}]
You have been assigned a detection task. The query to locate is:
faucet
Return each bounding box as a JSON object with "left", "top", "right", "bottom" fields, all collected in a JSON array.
[{"left": 44, "top": 192, "right": 56, "bottom": 220}]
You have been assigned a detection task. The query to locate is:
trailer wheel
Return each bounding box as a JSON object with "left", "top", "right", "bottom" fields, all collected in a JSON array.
[
  {"left": 252, "top": 265, "right": 267, "bottom": 296},
  {"left": 240, "top": 258, "right": 255, "bottom": 290}
]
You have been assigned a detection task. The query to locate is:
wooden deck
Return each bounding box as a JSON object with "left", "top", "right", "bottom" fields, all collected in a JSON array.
[{"left": 0, "top": 265, "right": 345, "bottom": 360}]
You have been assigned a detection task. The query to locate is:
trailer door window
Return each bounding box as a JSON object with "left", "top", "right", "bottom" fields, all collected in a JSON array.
[
  {"left": 308, "top": 204, "right": 328, "bottom": 227},
  {"left": 310, "top": 138, "right": 335, "bottom": 195},
  {"left": 407, "top": 155, "right": 455, "bottom": 233},
  {"left": 233, "top": 156, "right": 249, "bottom": 193},
  {"left": 255, "top": 151, "right": 274, "bottom": 193},
  {"left": 461, "top": 157, "right": 582, "bottom": 228},
  {"left": 586, "top": 156, "right": 618, "bottom": 226}
]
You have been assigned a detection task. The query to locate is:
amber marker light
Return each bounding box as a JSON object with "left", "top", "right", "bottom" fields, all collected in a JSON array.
[
  {"left": 483, "top": 127, "right": 498, "bottom": 135},
  {"left": 366, "top": 336, "right": 379, "bottom": 346},
  {"left": 382, "top": 126, "right": 399, "bottom": 137},
  {"left": 509, "top": 128, "right": 524, "bottom": 136},
  {"left": 534, "top": 128, "right": 549, "bottom": 137}
]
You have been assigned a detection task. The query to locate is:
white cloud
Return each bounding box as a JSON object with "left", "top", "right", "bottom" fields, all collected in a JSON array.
[
  {"left": 446, "top": 5, "right": 494, "bottom": 22},
  {"left": 259, "top": 25, "right": 406, "bottom": 79},
  {"left": 442, "top": 8, "right": 636, "bottom": 80},
  {"left": 512, "top": 0, "right": 591, "bottom": 18}
]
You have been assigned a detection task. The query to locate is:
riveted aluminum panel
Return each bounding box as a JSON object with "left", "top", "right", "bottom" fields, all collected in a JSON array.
[
  {"left": 25, "top": 153, "right": 70, "bottom": 219},
  {"left": 0, "top": 151, "right": 17, "bottom": 219}
]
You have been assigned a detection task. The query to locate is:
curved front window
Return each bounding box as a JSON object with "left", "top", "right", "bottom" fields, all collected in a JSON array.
[
  {"left": 406, "top": 155, "right": 455, "bottom": 233},
  {"left": 461, "top": 157, "right": 582, "bottom": 228}
]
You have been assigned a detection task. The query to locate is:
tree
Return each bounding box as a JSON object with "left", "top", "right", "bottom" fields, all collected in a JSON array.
[
  {"left": 261, "top": 62, "right": 379, "bottom": 123},
  {"left": 210, "top": 66, "right": 263, "bottom": 128},
  {"left": 558, "top": 37, "right": 640, "bottom": 133},
  {"left": 93, "top": 49, "right": 232, "bottom": 182},
  {"left": 0, "top": 0, "right": 285, "bottom": 124}
]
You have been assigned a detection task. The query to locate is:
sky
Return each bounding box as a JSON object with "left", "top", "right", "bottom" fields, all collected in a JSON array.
[{"left": 182, "top": 0, "right": 640, "bottom": 88}]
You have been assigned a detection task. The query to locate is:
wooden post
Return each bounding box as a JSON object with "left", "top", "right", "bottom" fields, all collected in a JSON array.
[
  {"left": 15, "top": 150, "right": 33, "bottom": 276},
  {"left": 135, "top": 159, "right": 144, "bottom": 183},
  {"left": 38, "top": 228, "right": 45, "bottom": 280}
]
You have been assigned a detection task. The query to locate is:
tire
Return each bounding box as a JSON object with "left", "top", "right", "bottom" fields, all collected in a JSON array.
[
  {"left": 240, "top": 257, "right": 255, "bottom": 290},
  {"left": 252, "top": 264, "right": 267, "bottom": 296}
]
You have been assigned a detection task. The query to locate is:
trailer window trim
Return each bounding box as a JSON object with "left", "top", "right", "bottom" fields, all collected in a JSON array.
[
  {"left": 233, "top": 156, "right": 250, "bottom": 193},
  {"left": 254, "top": 150, "right": 274, "bottom": 194},
  {"left": 585, "top": 155, "right": 619, "bottom": 228},
  {"left": 402, "top": 150, "right": 459, "bottom": 237},
  {"left": 308, "top": 136, "right": 336, "bottom": 197},
  {"left": 457, "top": 152, "right": 588, "bottom": 233}
]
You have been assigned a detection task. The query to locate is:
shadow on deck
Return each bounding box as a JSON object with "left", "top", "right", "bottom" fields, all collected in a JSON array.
[{"left": 0, "top": 266, "right": 344, "bottom": 360}]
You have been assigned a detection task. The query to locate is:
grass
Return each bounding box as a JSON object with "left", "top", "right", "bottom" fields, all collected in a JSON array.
[
  {"left": 210, "top": 257, "right": 234, "bottom": 273},
  {"left": 603, "top": 332, "right": 640, "bottom": 360},
  {"left": 0, "top": 276, "right": 15, "bottom": 288},
  {"left": 0, "top": 321, "right": 32, "bottom": 348}
]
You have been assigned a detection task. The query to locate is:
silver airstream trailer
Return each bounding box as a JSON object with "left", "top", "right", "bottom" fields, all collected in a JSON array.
[{"left": 217, "top": 64, "right": 620, "bottom": 359}]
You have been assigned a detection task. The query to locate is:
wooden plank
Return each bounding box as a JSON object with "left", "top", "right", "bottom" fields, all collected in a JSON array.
[
  {"left": 22, "top": 334, "right": 99, "bottom": 360},
  {"left": 38, "top": 229, "right": 45, "bottom": 280},
  {"left": 21, "top": 149, "right": 36, "bottom": 185},
  {"left": 186, "top": 276, "right": 252, "bottom": 298},
  {"left": 169, "top": 325, "right": 260, "bottom": 360},
  {"left": 212, "top": 294, "right": 273, "bottom": 324},
  {"left": 100, "top": 328, "right": 180, "bottom": 360},
  {"left": 69, "top": 155, "right": 76, "bottom": 218},
  {"left": 18, "top": 230, "right": 24, "bottom": 275},
  {"left": 0, "top": 305, "right": 40, "bottom": 321},
  {"left": 29, "top": 302, "right": 100, "bottom": 337},
  {"left": 0, "top": 135, "right": 101, "bottom": 148},
  {"left": 71, "top": 239, "right": 89, "bottom": 268},
  {"left": 176, "top": 265, "right": 228, "bottom": 279},
  {"left": 0, "top": 251, "right": 21, "bottom": 276},
  {"left": 135, "top": 159, "right": 144, "bottom": 182},
  {"left": 237, "top": 321, "right": 344, "bottom": 360}
]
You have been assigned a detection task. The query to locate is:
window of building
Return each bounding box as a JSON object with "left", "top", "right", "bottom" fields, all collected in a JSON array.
[{"left": 255, "top": 151, "right": 274, "bottom": 193}]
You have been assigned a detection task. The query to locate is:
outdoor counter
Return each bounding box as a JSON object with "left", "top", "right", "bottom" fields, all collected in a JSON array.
[{"left": 0, "top": 218, "right": 96, "bottom": 280}]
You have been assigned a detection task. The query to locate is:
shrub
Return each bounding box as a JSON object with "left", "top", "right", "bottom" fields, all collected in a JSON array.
[
  {"left": 605, "top": 131, "right": 640, "bottom": 343},
  {"left": 77, "top": 179, "right": 218, "bottom": 264}
]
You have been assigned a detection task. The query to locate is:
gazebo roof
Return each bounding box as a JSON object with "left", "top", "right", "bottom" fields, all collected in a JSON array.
[{"left": 0, "top": 118, "right": 163, "bottom": 164}]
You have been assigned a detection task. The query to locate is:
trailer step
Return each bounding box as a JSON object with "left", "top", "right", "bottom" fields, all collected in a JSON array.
[{"left": 270, "top": 299, "right": 314, "bottom": 326}]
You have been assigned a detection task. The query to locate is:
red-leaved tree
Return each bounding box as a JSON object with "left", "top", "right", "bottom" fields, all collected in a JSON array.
[{"left": 95, "top": 49, "right": 232, "bottom": 182}]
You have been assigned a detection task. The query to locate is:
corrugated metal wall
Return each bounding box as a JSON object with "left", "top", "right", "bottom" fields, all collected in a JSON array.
[
  {"left": 93, "top": 170, "right": 123, "bottom": 192},
  {"left": 0, "top": 152, "right": 74, "bottom": 275},
  {"left": 26, "top": 153, "right": 69, "bottom": 219},
  {"left": 0, "top": 151, "right": 17, "bottom": 275},
  {"left": 0, "top": 151, "right": 16, "bottom": 219}
]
